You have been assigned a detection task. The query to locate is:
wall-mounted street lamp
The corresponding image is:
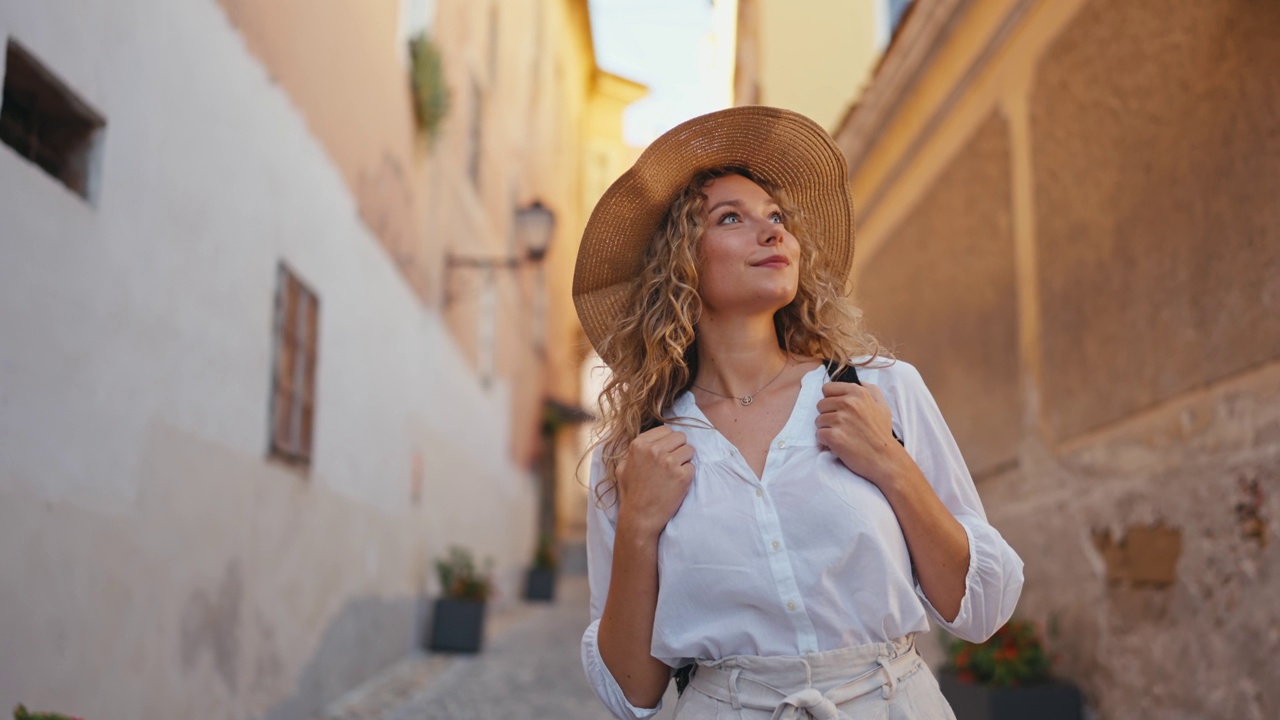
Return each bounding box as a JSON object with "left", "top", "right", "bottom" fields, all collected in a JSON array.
[
  {"left": 442, "top": 201, "right": 557, "bottom": 382},
  {"left": 445, "top": 200, "right": 556, "bottom": 271}
]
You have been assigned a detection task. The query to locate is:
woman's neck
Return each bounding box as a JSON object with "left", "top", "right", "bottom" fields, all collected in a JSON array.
[{"left": 693, "top": 315, "right": 790, "bottom": 397}]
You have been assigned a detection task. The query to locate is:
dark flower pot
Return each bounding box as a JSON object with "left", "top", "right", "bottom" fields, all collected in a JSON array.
[
  {"left": 426, "top": 597, "right": 486, "bottom": 653},
  {"left": 939, "top": 671, "right": 1084, "bottom": 720},
  {"left": 524, "top": 567, "right": 556, "bottom": 601}
]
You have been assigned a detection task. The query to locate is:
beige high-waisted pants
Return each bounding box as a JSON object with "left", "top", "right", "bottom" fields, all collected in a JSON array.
[{"left": 674, "top": 636, "right": 957, "bottom": 720}]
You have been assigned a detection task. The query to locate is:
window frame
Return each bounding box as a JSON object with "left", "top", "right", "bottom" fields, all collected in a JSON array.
[
  {"left": 268, "top": 263, "right": 320, "bottom": 467},
  {"left": 0, "top": 38, "right": 106, "bottom": 202}
]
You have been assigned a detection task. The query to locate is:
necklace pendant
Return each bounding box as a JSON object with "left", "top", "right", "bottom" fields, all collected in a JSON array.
[{"left": 739, "top": 395, "right": 754, "bottom": 406}]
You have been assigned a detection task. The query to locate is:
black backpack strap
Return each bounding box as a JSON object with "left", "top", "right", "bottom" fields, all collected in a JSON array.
[
  {"left": 823, "top": 359, "right": 863, "bottom": 386},
  {"left": 823, "top": 359, "right": 905, "bottom": 447},
  {"left": 674, "top": 664, "right": 694, "bottom": 696}
]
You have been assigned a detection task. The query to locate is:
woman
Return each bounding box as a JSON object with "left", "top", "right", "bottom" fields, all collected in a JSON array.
[{"left": 574, "top": 107, "right": 1024, "bottom": 720}]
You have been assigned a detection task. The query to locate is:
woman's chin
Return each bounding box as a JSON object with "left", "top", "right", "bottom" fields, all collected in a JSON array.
[
  {"left": 763, "top": 284, "right": 799, "bottom": 307},
  {"left": 742, "top": 287, "right": 799, "bottom": 315},
  {"left": 702, "top": 282, "right": 798, "bottom": 317}
]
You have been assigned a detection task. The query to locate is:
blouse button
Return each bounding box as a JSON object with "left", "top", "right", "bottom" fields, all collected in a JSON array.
[
  {"left": 776, "top": 440, "right": 787, "bottom": 450},
  {"left": 786, "top": 601, "right": 797, "bottom": 611},
  {"left": 771, "top": 540, "right": 781, "bottom": 550},
  {"left": 755, "top": 488, "right": 763, "bottom": 497}
]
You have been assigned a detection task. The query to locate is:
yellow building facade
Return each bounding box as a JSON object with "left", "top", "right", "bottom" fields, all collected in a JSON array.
[{"left": 735, "top": 0, "right": 884, "bottom": 131}]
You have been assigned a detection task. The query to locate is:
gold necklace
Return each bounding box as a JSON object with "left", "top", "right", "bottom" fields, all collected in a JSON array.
[{"left": 692, "top": 359, "right": 790, "bottom": 407}]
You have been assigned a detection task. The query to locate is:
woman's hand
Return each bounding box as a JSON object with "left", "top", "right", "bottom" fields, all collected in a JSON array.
[
  {"left": 615, "top": 426, "right": 695, "bottom": 539},
  {"left": 598, "top": 426, "right": 695, "bottom": 708},
  {"left": 817, "top": 380, "right": 970, "bottom": 620},
  {"left": 815, "top": 381, "right": 911, "bottom": 488}
]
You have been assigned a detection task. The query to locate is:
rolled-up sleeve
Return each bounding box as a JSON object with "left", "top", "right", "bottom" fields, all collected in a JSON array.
[
  {"left": 893, "top": 362, "right": 1025, "bottom": 643},
  {"left": 914, "top": 515, "right": 1024, "bottom": 642},
  {"left": 582, "top": 618, "right": 663, "bottom": 720},
  {"left": 580, "top": 447, "right": 665, "bottom": 720}
]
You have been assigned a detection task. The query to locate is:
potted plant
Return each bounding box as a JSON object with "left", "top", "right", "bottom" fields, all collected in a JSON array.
[
  {"left": 426, "top": 545, "right": 492, "bottom": 654},
  {"left": 524, "top": 534, "right": 558, "bottom": 602},
  {"left": 939, "top": 619, "right": 1084, "bottom": 720}
]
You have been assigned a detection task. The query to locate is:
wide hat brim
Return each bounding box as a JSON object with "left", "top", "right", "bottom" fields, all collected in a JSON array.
[{"left": 572, "top": 106, "right": 854, "bottom": 366}]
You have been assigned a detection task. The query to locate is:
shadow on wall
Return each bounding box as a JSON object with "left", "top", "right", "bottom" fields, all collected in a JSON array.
[{"left": 260, "top": 593, "right": 425, "bottom": 720}]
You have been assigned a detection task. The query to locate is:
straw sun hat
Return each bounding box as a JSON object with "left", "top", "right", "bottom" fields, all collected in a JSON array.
[{"left": 572, "top": 105, "right": 855, "bottom": 366}]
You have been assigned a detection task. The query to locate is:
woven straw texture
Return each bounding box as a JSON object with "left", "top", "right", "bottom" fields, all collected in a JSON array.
[{"left": 572, "top": 106, "right": 854, "bottom": 365}]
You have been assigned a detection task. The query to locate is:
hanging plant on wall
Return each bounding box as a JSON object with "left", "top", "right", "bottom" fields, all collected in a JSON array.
[{"left": 408, "top": 32, "right": 450, "bottom": 142}]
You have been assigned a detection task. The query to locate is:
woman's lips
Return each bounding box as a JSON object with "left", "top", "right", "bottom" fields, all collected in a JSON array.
[{"left": 751, "top": 255, "right": 791, "bottom": 268}]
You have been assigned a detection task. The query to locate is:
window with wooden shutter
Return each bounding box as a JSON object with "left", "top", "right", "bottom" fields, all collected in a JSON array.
[
  {"left": 269, "top": 263, "right": 319, "bottom": 465},
  {"left": 1, "top": 39, "right": 106, "bottom": 201}
]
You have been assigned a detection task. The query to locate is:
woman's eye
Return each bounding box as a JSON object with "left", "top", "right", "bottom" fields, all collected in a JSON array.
[
  {"left": 770, "top": 211, "right": 785, "bottom": 223},
  {"left": 717, "top": 212, "right": 741, "bottom": 224}
]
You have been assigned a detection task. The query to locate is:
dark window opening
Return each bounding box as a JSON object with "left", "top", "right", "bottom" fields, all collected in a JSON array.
[
  {"left": 269, "top": 263, "right": 320, "bottom": 467},
  {"left": 1, "top": 39, "right": 105, "bottom": 200}
]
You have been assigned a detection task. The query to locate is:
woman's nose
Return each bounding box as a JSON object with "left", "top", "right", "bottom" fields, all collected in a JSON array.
[{"left": 757, "top": 220, "right": 782, "bottom": 245}]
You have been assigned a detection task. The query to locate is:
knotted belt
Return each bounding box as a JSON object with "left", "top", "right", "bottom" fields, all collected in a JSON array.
[{"left": 687, "top": 639, "right": 922, "bottom": 720}]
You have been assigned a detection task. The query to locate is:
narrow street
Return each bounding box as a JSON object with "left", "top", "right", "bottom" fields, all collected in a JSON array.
[
  {"left": 319, "top": 574, "right": 679, "bottom": 720},
  {"left": 6, "top": 2, "right": 1275, "bottom": 718}
]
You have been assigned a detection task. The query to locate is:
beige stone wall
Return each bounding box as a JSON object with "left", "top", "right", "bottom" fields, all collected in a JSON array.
[
  {"left": 216, "top": 0, "right": 434, "bottom": 299},
  {"left": 428, "top": 0, "right": 637, "bottom": 470},
  {"left": 857, "top": 111, "right": 1019, "bottom": 476},
  {"left": 833, "top": 0, "right": 1280, "bottom": 717},
  {"left": 980, "top": 363, "right": 1280, "bottom": 718},
  {"left": 1030, "top": 0, "right": 1280, "bottom": 443}
]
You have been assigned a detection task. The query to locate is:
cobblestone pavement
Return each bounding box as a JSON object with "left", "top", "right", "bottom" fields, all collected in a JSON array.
[{"left": 320, "top": 574, "right": 679, "bottom": 720}]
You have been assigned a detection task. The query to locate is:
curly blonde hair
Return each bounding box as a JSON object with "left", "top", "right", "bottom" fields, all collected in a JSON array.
[{"left": 589, "top": 167, "right": 885, "bottom": 505}]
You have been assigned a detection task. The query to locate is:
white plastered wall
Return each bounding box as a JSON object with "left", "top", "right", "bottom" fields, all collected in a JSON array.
[{"left": 0, "top": 1, "right": 534, "bottom": 717}]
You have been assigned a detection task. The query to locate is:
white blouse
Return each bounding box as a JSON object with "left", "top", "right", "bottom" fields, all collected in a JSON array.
[{"left": 580, "top": 360, "right": 1024, "bottom": 720}]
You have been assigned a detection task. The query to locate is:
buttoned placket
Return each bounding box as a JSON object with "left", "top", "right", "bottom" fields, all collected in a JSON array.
[
  {"left": 753, "top": 429, "right": 821, "bottom": 655},
  {"left": 687, "top": 368, "right": 825, "bottom": 657}
]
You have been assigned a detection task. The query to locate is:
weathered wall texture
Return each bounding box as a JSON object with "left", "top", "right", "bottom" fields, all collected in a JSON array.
[
  {"left": 832, "top": 0, "right": 1280, "bottom": 717},
  {"left": 857, "top": 111, "right": 1020, "bottom": 476},
  {"left": 1032, "top": 0, "right": 1280, "bottom": 443},
  {"left": 216, "top": 0, "right": 637, "bottom": 471},
  {"left": 426, "top": 0, "right": 636, "bottom": 470},
  {"left": 216, "top": 0, "right": 434, "bottom": 300},
  {"left": 980, "top": 362, "right": 1280, "bottom": 719}
]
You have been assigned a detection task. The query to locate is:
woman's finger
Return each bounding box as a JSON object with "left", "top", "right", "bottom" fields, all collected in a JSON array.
[
  {"left": 652, "top": 429, "right": 688, "bottom": 454},
  {"left": 820, "top": 381, "right": 859, "bottom": 398},
  {"left": 815, "top": 397, "right": 847, "bottom": 414}
]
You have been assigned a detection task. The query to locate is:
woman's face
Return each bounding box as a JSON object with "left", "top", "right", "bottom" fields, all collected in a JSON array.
[{"left": 696, "top": 173, "right": 800, "bottom": 318}]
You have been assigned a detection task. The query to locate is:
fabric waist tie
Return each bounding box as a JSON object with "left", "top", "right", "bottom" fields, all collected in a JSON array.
[{"left": 687, "top": 636, "right": 922, "bottom": 720}]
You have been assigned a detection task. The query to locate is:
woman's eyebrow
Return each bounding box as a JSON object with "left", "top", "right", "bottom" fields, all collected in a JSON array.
[
  {"left": 707, "top": 199, "right": 780, "bottom": 214},
  {"left": 706, "top": 199, "right": 742, "bottom": 214}
]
